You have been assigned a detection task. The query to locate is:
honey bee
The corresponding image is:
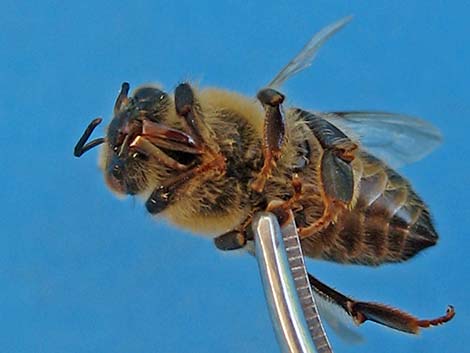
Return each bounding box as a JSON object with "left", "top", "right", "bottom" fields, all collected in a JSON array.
[{"left": 74, "top": 16, "right": 454, "bottom": 338}]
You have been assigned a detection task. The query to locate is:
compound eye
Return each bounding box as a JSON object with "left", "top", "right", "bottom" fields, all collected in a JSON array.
[
  {"left": 133, "top": 86, "right": 167, "bottom": 111},
  {"left": 112, "top": 164, "right": 122, "bottom": 180}
]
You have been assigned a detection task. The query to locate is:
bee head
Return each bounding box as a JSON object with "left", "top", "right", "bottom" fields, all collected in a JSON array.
[
  {"left": 104, "top": 83, "right": 176, "bottom": 195},
  {"left": 74, "top": 82, "right": 198, "bottom": 197}
]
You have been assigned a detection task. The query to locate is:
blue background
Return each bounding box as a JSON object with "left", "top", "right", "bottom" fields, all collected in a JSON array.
[{"left": 1, "top": 1, "right": 468, "bottom": 352}]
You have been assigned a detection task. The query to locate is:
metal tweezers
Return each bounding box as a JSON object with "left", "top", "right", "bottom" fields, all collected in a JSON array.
[{"left": 253, "top": 212, "right": 333, "bottom": 353}]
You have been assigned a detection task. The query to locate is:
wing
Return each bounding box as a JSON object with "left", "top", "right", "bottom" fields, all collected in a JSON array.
[
  {"left": 268, "top": 15, "right": 353, "bottom": 89},
  {"left": 265, "top": 17, "right": 441, "bottom": 168},
  {"left": 319, "top": 111, "right": 442, "bottom": 168}
]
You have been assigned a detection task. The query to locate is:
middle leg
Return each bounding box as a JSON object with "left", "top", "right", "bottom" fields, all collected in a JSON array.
[{"left": 251, "top": 88, "right": 286, "bottom": 193}]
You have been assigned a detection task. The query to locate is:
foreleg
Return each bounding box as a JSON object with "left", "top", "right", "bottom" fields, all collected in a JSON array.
[{"left": 143, "top": 83, "right": 226, "bottom": 214}]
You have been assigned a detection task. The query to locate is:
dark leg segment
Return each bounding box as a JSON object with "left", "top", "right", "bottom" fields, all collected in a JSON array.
[
  {"left": 321, "top": 150, "right": 354, "bottom": 203},
  {"left": 174, "top": 83, "right": 225, "bottom": 170},
  {"left": 146, "top": 185, "right": 174, "bottom": 215},
  {"left": 213, "top": 214, "right": 258, "bottom": 251},
  {"left": 298, "top": 109, "right": 358, "bottom": 162},
  {"left": 293, "top": 110, "right": 359, "bottom": 238},
  {"left": 175, "top": 83, "right": 205, "bottom": 145},
  {"left": 251, "top": 88, "right": 286, "bottom": 193},
  {"left": 174, "top": 83, "right": 220, "bottom": 154},
  {"left": 214, "top": 230, "right": 247, "bottom": 251}
]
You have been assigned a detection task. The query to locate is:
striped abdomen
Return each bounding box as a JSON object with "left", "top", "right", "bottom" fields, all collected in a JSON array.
[{"left": 303, "top": 152, "right": 438, "bottom": 266}]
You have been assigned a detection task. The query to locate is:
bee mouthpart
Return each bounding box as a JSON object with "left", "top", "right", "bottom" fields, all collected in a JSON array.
[
  {"left": 115, "top": 118, "right": 144, "bottom": 158},
  {"left": 130, "top": 136, "right": 189, "bottom": 171},
  {"left": 117, "top": 134, "right": 131, "bottom": 157},
  {"left": 141, "top": 120, "right": 203, "bottom": 155}
]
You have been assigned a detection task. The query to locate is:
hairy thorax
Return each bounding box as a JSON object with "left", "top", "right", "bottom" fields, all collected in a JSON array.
[
  {"left": 158, "top": 88, "right": 317, "bottom": 236},
  {"left": 159, "top": 89, "right": 265, "bottom": 235}
]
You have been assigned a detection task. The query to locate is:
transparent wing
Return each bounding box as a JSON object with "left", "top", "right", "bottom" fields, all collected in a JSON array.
[
  {"left": 268, "top": 15, "right": 353, "bottom": 89},
  {"left": 320, "top": 111, "right": 443, "bottom": 168},
  {"left": 265, "top": 16, "right": 441, "bottom": 168}
]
